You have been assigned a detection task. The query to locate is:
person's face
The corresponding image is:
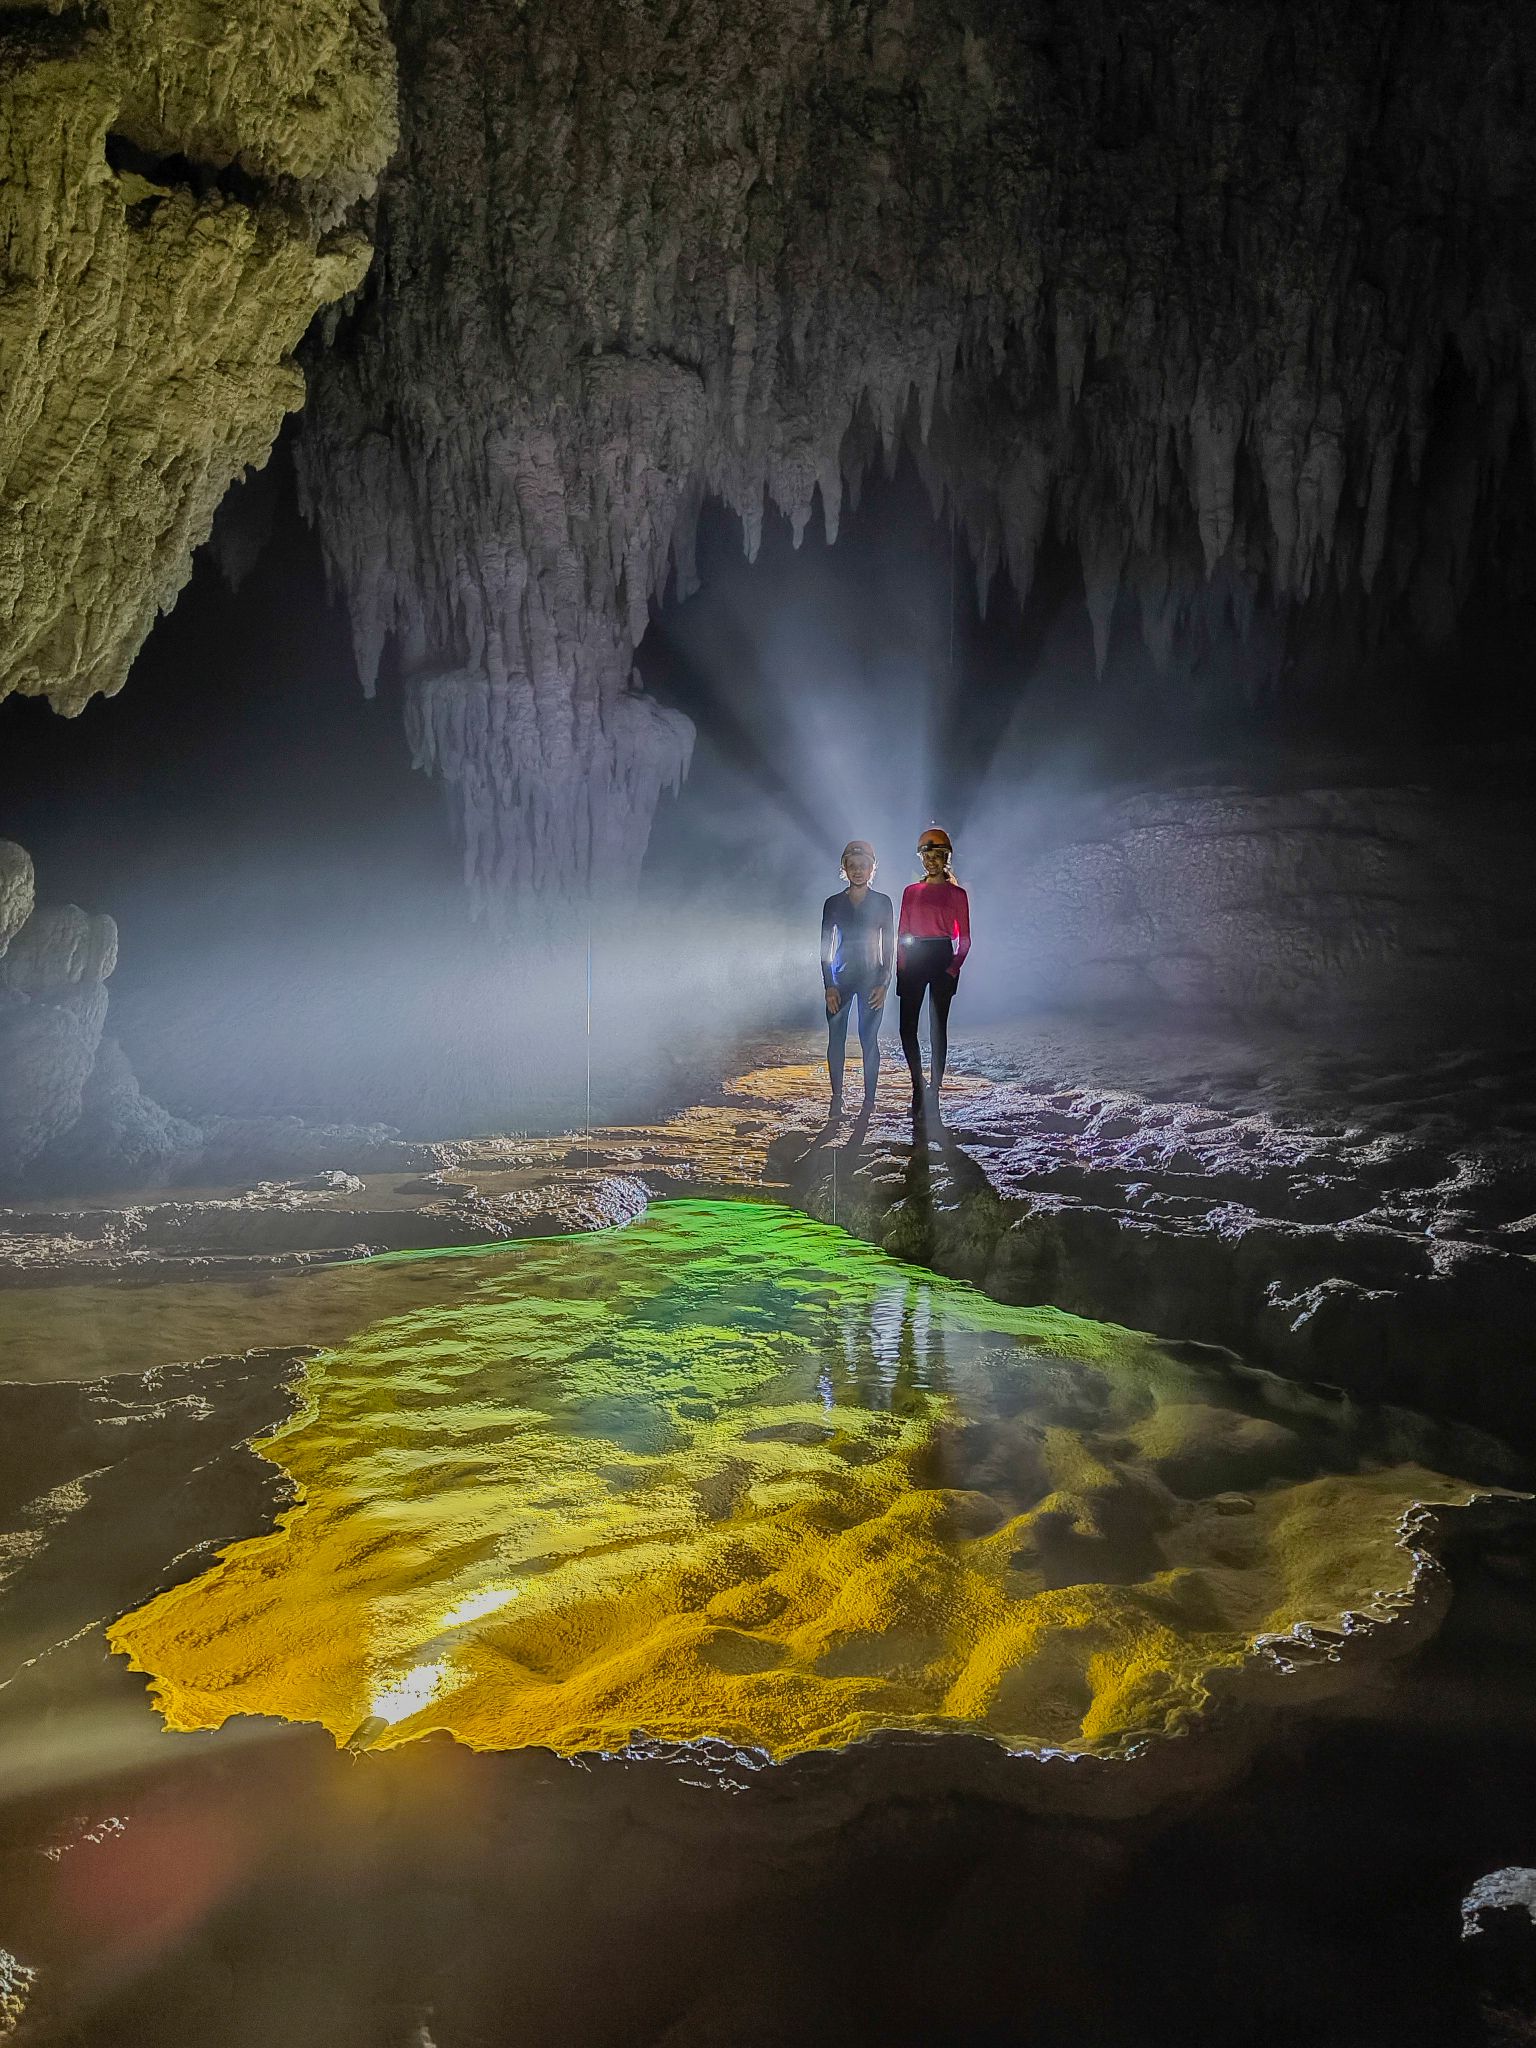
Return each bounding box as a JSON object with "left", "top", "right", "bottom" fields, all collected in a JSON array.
[
  {"left": 918, "top": 836, "right": 949, "bottom": 877},
  {"left": 844, "top": 848, "right": 874, "bottom": 888}
]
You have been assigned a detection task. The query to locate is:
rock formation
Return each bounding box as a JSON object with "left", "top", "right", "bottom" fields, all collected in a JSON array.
[
  {"left": 299, "top": 0, "right": 1536, "bottom": 904},
  {"left": 0, "top": 851, "right": 117, "bottom": 1179},
  {"left": 0, "top": 0, "right": 396, "bottom": 713},
  {"left": 0, "top": 840, "right": 32, "bottom": 948},
  {"left": 767, "top": 1036, "right": 1536, "bottom": 1448},
  {"left": 0, "top": 837, "right": 197, "bottom": 1187}
]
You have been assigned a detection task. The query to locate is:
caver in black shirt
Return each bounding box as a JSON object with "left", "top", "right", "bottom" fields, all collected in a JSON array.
[{"left": 820, "top": 889, "right": 894, "bottom": 990}]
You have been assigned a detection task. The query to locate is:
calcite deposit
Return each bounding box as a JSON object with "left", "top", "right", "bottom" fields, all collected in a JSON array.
[
  {"left": 0, "top": 0, "right": 395, "bottom": 713},
  {"left": 299, "top": 0, "right": 1536, "bottom": 901},
  {"left": 0, "top": 841, "right": 32, "bottom": 951}
]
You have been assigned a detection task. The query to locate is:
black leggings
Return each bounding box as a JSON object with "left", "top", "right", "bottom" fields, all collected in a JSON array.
[{"left": 897, "top": 939, "right": 957, "bottom": 1098}]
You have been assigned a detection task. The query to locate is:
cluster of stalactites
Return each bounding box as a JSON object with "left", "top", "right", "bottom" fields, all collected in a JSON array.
[
  {"left": 405, "top": 665, "right": 693, "bottom": 919},
  {"left": 297, "top": 0, "right": 1536, "bottom": 903}
]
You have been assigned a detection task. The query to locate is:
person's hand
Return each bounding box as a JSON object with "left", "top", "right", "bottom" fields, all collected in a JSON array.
[
  {"left": 947, "top": 967, "right": 960, "bottom": 980},
  {"left": 868, "top": 984, "right": 886, "bottom": 1009},
  {"left": 825, "top": 988, "right": 842, "bottom": 1016}
]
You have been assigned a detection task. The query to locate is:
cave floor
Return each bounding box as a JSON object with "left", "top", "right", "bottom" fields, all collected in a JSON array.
[
  {"left": 2, "top": 1013, "right": 1534, "bottom": 2043},
  {"left": 5, "top": 1012, "right": 1532, "bottom": 1439}
]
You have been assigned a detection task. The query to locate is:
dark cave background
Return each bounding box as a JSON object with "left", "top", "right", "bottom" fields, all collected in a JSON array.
[{"left": 2, "top": 400, "right": 1534, "bottom": 1135}]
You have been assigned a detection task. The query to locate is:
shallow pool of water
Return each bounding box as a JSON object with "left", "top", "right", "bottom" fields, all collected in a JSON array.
[{"left": 86, "top": 1200, "right": 1504, "bottom": 1763}]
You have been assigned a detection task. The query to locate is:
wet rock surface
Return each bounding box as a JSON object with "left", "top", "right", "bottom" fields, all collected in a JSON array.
[
  {"left": 771, "top": 1021, "right": 1536, "bottom": 1448},
  {"left": 0, "top": 1349, "right": 307, "bottom": 1693},
  {"left": 1465, "top": 1869, "right": 1536, "bottom": 2046},
  {"left": 0, "top": 1171, "right": 650, "bottom": 1278},
  {"left": 6, "top": 1017, "right": 1535, "bottom": 1455}
]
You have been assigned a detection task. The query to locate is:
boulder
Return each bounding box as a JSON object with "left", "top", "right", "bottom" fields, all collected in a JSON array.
[{"left": 1462, "top": 1868, "right": 1536, "bottom": 2042}]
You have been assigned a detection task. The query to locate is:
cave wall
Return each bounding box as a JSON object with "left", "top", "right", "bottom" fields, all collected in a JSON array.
[
  {"left": 983, "top": 776, "right": 1536, "bottom": 1019},
  {"left": 299, "top": 0, "right": 1536, "bottom": 905},
  {"left": 0, "top": 0, "right": 396, "bottom": 714}
]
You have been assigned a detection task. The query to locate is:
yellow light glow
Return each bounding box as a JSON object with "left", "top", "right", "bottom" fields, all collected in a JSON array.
[{"left": 107, "top": 1201, "right": 1501, "bottom": 1763}]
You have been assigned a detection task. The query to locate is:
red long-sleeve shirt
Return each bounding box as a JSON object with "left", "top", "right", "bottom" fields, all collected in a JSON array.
[{"left": 898, "top": 880, "right": 971, "bottom": 971}]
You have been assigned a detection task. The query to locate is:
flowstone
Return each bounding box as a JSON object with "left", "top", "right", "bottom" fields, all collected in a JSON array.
[{"left": 108, "top": 1201, "right": 1511, "bottom": 1768}]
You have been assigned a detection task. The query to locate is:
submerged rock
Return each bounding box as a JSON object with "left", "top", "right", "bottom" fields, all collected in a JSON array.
[
  {"left": 93, "top": 1200, "right": 1517, "bottom": 1801},
  {"left": 0, "top": 1348, "right": 309, "bottom": 1696},
  {"left": 1463, "top": 1868, "right": 1536, "bottom": 2044}
]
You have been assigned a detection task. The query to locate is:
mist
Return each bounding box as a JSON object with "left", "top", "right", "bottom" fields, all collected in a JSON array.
[{"left": 2, "top": 435, "right": 1527, "bottom": 1163}]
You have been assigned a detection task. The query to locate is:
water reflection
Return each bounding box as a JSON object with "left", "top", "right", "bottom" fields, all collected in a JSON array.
[{"left": 104, "top": 1201, "right": 1510, "bottom": 1763}]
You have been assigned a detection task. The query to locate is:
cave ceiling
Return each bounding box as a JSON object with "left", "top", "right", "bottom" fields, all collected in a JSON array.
[{"left": 4, "top": 0, "right": 1534, "bottom": 905}]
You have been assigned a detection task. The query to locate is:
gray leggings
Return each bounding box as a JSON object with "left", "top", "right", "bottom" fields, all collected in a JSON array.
[{"left": 827, "top": 981, "right": 884, "bottom": 1099}]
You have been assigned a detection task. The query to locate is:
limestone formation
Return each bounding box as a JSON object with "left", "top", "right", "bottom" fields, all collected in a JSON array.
[
  {"left": 0, "top": 876, "right": 121, "bottom": 1187},
  {"left": 0, "top": 902, "right": 118, "bottom": 995},
  {"left": 0, "top": 0, "right": 396, "bottom": 714},
  {"left": 0, "top": 885, "right": 122, "bottom": 1181},
  {"left": 300, "top": 0, "right": 1536, "bottom": 903},
  {"left": 31, "top": 1036, "right": 203, "bottom": 1190},
  {"left": 0, "top": 847, "right": 191, "bottom": 1186},
  {"left": 0, "top": 892, "right": 126, "bottom": 1171},
  {"left": 0, "top": 840, "right": 33, "bottom": 954},
  {"left": 0, "top": 978, "right": 110, "bottom": 1181}
]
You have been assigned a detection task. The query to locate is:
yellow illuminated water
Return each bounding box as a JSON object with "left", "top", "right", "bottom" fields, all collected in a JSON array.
[{"left": 106, "top": 1201, "right": 1496, "bottom": 1760}]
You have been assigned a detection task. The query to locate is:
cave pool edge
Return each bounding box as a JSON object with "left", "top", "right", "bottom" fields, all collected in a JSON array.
[{"left": 101, "top": 1196, "right": 1520, "bottom": 1777}]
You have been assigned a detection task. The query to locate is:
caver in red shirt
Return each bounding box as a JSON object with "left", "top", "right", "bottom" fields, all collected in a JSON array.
[{"left": 898, "top": 879, "right": 971, "bottom": 973}]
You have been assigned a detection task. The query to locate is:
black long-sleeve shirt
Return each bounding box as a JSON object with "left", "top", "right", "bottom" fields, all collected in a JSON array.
[{"left": 821, "top": 888, "right": 894, "bottom": 989}]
